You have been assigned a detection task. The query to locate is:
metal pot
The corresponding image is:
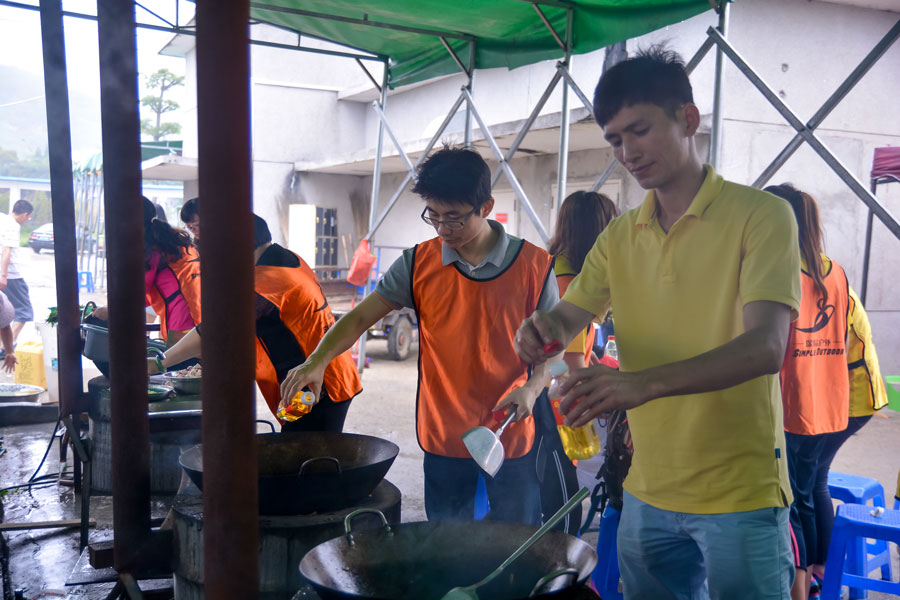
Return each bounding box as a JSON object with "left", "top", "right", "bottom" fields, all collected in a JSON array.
[
  {"left": 81, "top": 323, "right": 109, "bottom": 363},
  {"left": 299, "top": 510, "right": 598, "bottom": 600},
  {"left": 178, "top": 431, "right": 399, "bottom": 515},
  {"left": 0, "top": 383, "right": 44, "bottom": 403},
  {"left": 162, "top": 372, "right": 202, "bottom": 395}
]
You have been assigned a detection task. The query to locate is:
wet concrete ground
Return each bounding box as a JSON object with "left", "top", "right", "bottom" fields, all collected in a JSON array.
[{"left": 1, "top": 252, "right": 899, "bottom": 598}]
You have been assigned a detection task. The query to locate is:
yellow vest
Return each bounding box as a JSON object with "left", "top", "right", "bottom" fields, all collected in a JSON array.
[{"left": 846, "top": 286, "right": 888, "bottom": 416}]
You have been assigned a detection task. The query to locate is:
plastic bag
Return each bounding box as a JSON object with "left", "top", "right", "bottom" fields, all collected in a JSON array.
[{"left": 347, "top": 239, "right": 376, "bottom": 286}]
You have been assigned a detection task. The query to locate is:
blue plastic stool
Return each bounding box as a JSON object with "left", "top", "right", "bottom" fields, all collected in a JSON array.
[
  {"left": 77, "top": 271, "right": 94, "bottom": 293},
  {"left": 474, "top": 473, "right": 489, "bottom": 520},
  {"left": 821, "top": 504, "right": 900, "bottom": 599},
  {"left": 591, "top": 505, "right": 623, "bottom": 600},
  {"left": 827, "top": 471, "right": 893, "bottom": 598}
]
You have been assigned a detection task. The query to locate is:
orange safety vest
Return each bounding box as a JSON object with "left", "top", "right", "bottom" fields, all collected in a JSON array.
[
  {"left": 411, "top": 237, "right": 554, "bottom": 458},
  {"left": 254, "top": 255, "right": 361, "bottom": 420},
  {"left": 147, "top": 246, "right": 202, "bottom": 341},
  {"left": 780, "top": 256, "right": 850, "bottom": 435}
]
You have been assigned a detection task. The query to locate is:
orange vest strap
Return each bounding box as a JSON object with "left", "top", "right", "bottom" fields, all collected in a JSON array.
[{"left": 411, "top": 237, "right": 554, "bottom": 458}]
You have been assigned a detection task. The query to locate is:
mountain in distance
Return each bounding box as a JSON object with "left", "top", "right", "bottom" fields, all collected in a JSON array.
[{"left": 0, "top": 64, "right": 102, "bottom": 163}]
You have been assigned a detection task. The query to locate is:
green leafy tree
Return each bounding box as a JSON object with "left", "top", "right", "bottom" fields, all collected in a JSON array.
[
  {"left": 0, "top": 146, "right": 49, "bottom": 178},
  {"left": 140, "top": 68, "right": 184, "bottom": 141}
]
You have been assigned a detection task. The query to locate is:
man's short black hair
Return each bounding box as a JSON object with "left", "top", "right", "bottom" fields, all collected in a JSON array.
[
  {"left": 593, "top": 45, "right": 694, "bottom": 128},
  {"left": 412, "top": 146, "right": 491, "bottom": 210},
  {"left": 180, "top": 197, "right": 199, "bottom": 223},
  {"left": 12, "top": 200, "right": 33, "bottom": 215},
  {"left": 253, "top": 214, "right": 272, "bottom": 249}
]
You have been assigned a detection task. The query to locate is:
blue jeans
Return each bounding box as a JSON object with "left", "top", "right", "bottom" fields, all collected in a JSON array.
[
  {"left": 423, "top": 449, "right": 542, "bottom": 525},
  {"left": 618, "top": 491, "right": 793, "bottom": 599}
]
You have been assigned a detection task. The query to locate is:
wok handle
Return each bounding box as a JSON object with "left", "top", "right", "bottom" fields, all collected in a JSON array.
[
  {"left": 528, "top": 568, "right": 579, "bottom": 598},
  {"left": 255, "top": 420, "right": 275, "bottom": 433},
  {"left": 343, "top": 508, "right": 391, "bottom": 537},
  {"left": 299, "top": 456, "right": 342, "bottom": 475},
  {"left": 81, "top": 301, "right": 97, "bottom": 323}
]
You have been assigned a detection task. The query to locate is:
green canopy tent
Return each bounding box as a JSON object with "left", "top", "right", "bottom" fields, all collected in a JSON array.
[{"left": 249, "top": 0, "right": 714, "bottom": 88}]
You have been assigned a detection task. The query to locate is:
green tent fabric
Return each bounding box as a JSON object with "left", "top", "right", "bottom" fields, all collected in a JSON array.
[{"left": 250, "top": 1, "right": 716, "bottom": 88}]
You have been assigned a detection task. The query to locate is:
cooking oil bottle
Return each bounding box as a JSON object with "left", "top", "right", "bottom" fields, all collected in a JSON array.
[
  {"left": 547, "top": 361, "right": 603, "bottom": 460},
  {"left": 276, "top": 390, "right": 316, "bottom": 422}
]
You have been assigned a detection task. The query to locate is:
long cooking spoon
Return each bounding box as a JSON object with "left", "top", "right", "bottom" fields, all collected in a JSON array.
[{"left": 440, "top": 486, "right": 590, "bottom": 600}]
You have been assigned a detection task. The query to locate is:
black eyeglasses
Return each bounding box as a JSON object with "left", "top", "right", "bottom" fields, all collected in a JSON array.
[{"left": 420, "top": 206, "right": 479, "bottom": 231}]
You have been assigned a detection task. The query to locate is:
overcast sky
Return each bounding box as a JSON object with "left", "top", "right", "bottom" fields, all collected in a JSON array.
[{"left": 0, "top": 0, "right": 191, "bottom": 155}]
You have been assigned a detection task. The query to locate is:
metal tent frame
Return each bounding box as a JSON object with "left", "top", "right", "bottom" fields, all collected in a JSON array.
[{"left": 14, "top": 0, "right": 900, "bottom": 595}]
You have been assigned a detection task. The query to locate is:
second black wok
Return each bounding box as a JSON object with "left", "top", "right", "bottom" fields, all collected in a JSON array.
[{"left": 179, "top": 431, "right": 399, "bottom": 515}]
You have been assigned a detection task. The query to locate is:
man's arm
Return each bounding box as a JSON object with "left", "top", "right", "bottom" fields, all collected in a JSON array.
[
  {"left": 560, "top": 300, "right": 792, "bottom": 426},
  {"left": 280, "top": 293, "right": 392, "bottom": 403},
  {"left": 0, "top": 247, "right": 10, "bottom": 290},
  {"left": 514, "top": 300, "right": 596, "bottom": 365}
]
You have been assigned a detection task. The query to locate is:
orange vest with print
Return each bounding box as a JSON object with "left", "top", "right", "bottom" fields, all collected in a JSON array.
[
  {"left": 411, "top": 237, "right": 554, "bottom": 458},
  {"left": 254, "top": 258, "right": 361, "bottom": 419},
  {"left": 147, "top": 246, "right": 202, "bottom": 340},
  {"left": 780, "top": 257, "right": 850, "bottom": 435}
]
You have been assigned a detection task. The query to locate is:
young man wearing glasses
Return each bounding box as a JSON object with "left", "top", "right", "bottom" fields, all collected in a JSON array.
[{"left": 281, "top": 146, "right": 559, "bottom": 524}]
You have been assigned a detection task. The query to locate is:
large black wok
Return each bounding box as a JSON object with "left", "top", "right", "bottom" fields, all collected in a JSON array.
[
  {"left": 179, "top": 431, "right": 399, "bottom": 515},
  {"left": 299, "top": 509, "right": 598, "bottom": 600}
]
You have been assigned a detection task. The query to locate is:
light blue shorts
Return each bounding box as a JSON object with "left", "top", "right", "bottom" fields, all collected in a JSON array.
[{"left": 617, "top": 491, "right": 793, "bottom": 600}]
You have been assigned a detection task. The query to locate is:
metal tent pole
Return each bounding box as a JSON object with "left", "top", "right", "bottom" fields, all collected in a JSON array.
[
  {"left": 366, "top": 91, "right": 466, "bottom": 240},
  {"left": 37, "top": 0, "right": 84, "bottom": 418},
  {"left": 860, "top": 179, "right": 876, "bottom": 305},
  {"left": 97, "top": 0, "right": 169, "bottom": 572},
  {"left": 490, "top": 70, "right": 562, "bottom": 188},
  {"left": 706, "top": 27, "right": 900, "bottom": 241},
  {"left": 358, "top": 62, "right": 390, "bottom": 374},
  {"left": 465, "top": 41, "right": 476, "bottom": 148},
  {"left": 554, "top": 8, "right": 574, "bottom": 231},
  {"left": 709, "top": 1, "right": 729, "bottom": 170},
  {"left": 195, "top": 0, "right": 259, "bottom": 596},
  {"left": 752, "top": 18, "right": 900, "bottom": 188},
  {"left": 463, "top": 87, "right": 550, "bottom": 242}
]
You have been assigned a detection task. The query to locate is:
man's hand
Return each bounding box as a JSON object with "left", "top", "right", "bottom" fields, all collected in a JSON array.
[
  {"left": 0, "top": 274, "right": 6, "bottom": 291},
  {"left": 514, "top": 310, "right": 567, "bottom": 365},
  {"left": 2, "top": 353, "right": 16, "bottom": 373},
  {"left": 280, "top": 359, "right": 326, "bottom": 408},
  {"left": 559, "top": 366, "right": 651, "bottom": 427}
]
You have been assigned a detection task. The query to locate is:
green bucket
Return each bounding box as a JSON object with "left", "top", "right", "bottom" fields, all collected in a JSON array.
[{"left": 886, "top": 376, "right": 900, "bottom": 412}]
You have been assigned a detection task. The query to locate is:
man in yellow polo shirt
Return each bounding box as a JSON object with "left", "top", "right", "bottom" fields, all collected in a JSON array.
[{"left": 515, "top": 47, "right": 801, "bottom": 599}]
